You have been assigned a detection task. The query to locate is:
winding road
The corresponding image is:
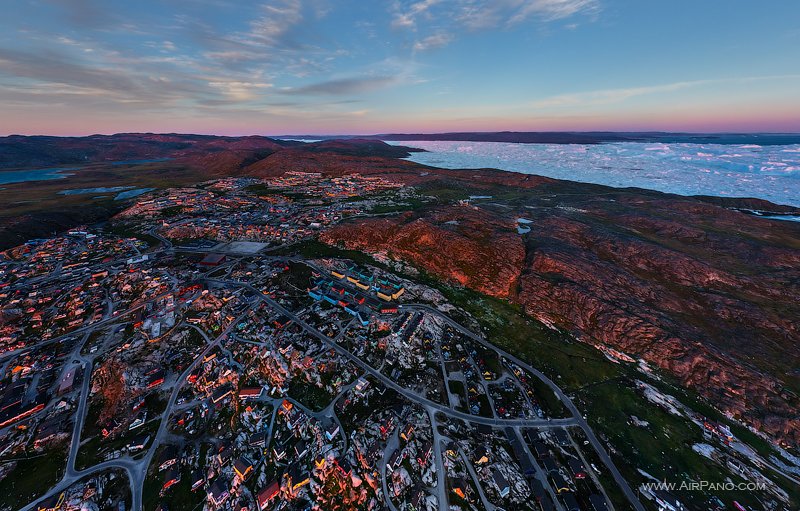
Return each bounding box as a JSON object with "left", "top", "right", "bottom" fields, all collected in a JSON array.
[
  {"left": 207, "top": 276, "right": 643, "bottom": 511},
  {"left": 22, "top": 256, "right": 644, "bottom": 511}
]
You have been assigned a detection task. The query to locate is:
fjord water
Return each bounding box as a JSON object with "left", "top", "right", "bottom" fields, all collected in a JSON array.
[{"left": 391, "top": 141, "right": 800, "bottom": 207}]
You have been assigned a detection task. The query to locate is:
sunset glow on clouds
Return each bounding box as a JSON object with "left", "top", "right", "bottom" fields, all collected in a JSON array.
[{"left": 1, "top": 0, "right": 799, "bottom": 135}]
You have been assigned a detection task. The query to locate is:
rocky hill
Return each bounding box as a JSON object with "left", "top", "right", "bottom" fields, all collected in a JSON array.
[
  {"left": 2, "top": 134, "right": 798, "bottom": 446},
  {"left": 322, "top": 175, "right": 800, "bottom": 447},
  {"left": 0, "top": 133, "right": 293, "bottom": 170}
]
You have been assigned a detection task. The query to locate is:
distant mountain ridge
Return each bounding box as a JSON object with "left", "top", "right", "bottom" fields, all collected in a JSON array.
[
  {"left": 4, "top": 132, "right": 799, "bottom": 172},
  {"left": 0, "top": 133, "right": 299, "bottom": 170},
  {"left": 276, "top": 131, "right": 800, "bottom": 145},
  {"left": 0, "top": 134, "right": 428, "bottom": 171}
]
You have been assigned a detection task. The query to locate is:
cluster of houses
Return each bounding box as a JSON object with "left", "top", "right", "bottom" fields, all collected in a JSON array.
[
  {"left": 328, "top": 264, "right": 406, "bottom": 302},
  {"left": 0, "top": 342, "right": 77, "bottom": 455},
  {"left": 149, "top": 272, "right": 448, "bottom": 510},
  {"left": 384, "top": 411, "right": 436, "bottom": 506},
  {"left": 34, "top": 471, "right": 129, "bottom": 511},
  {"left": 184, "top": 287, "right": 244, "bottom": 335},
  {"left": 522, "top": 429, "right": 609, "bottom": 511},
  {"left": 306, "top": 264, "right": 406, "bottom": 327},
  {"left": 4, "top": 171, "right": 792, "bottom": 511},
  {"left": 159, "top": 365, "right": 391, "bottom": 510},
  {"left": 161, "top": 212, "right": 317, "bottom": 247},
  {"left": 115, "top": 173, "right": 400, "bottom": 250},
  {"left": 116, "top": 187, "right": 221, "bottom": 219},
  {"left": 265, "top": 171, "right": 401, "bottom": 200},
  {"left": 0, "top": 230, "right": 148, "bottom": 351}
]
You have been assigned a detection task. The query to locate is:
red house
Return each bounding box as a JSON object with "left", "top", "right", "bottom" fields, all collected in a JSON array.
[{"left": 256, "top": 482, "right": 280, "bottom": 510}]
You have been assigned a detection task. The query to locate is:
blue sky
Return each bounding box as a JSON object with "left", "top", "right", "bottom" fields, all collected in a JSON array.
[{"left": 1, "top": 0, "right": 799, "bottom": 135}]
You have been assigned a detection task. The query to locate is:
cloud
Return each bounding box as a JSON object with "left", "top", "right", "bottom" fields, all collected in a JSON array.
[
  {"left": 281, "top": 76, "right": 400, "bottom": 95},
  {"left": 0, "top": 45, "right": 223, "bottom": 113},
  {"left": 391, "top": 0, "right": 600, "bottom": 51},
  {"left": 457, "top": 0, "right": 600, "bottom": 29},
  {"left": 175, "top": 0, "right": 338, "bottom": 79},
  {"left": 0, "top": 47, "right": 143, "bottom": 96},
  {"left": 391, "top": 0, "right": 442, "bottom": 29},
  {"left": 413, "top": 32, "right": 453, "bottom": 51},
  {"left": 531, "top": 75, "right": 800, "bottom": 109},
  {"left": 247, "top": 0, "right": 304, "bottom": 46},
  {"left": 45, "top": 0, "right": 116, "bottom": 29},
  {"left": 532, "top": 81, "right": 705, "bottom": 109},
  {"left": 0, "top": 0, "right": 375, "bottom": 120},
  {"left": 509, "top": 0, "right": 600, "bottom": 24},
  {"left": 208, "top": 80, "right": 273, "bottom": 101}
]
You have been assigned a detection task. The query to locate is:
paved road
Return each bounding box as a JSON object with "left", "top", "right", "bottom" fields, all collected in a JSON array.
[
  {"left": 1, "top": 285, "right": 178, "bottom": 367},
  {"left": 20, "top": 458, "right": 140, "bottom": 511},
  {"left": 458, "top": 446, "right": 496, "bottom": 511},
  {"left": 0, "top": 304, "right": 136, "bottom": 364},
  {"left": 569, "top": 430, "right": 615, "bottom": 511},
  {"left": 146, "top": 227, "right": 173, "bottom": 250},
  {"left": 21, "top": 326, "right": 143, "bottom": 511},
  {"left": 66, "top": 359, "right": 93, "bottom": 478},
  {"left": 206, "top": 278, "right": 578, "bottom": 429},
  {"left": 208, "top": 277, "right": 646, "bottom": 510},
  {"left": 22, "top": 306, "right": 251, "bottom": 511},
  {"left": 512, "top": 426, "right": 564, "bottom": 511},
  {"left": 206, "top": 277, "right": 650, "bottom": 510},
  {"left": 133, "top": 312, "right": 253, "bottom": 507},
  {"left": 427, "top": 408, "right": 449, "bottom": 511},
  {"left": 23, "top": 261, "right": 642, "bottom": 511},
  {"left": 402, "top": 303, "right": 645, "bottom": 511},
  {"left": 380, "top": 427, "right": 401, "bottom": 511}
]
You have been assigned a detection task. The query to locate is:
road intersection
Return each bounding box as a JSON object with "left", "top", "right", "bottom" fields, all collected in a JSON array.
[{"left": 22, "top": 253, "right": 644, "bottom": 511}]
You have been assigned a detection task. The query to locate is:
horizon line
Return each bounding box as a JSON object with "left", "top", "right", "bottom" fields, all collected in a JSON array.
[{"left": 4, "top": 130, "right": 800, "bottom": 138}]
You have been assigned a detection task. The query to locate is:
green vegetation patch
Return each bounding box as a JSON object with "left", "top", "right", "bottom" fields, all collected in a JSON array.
[
  {"left": 575, "top": 379, "right": 779, "bottom": 510},
  {"left": 143, "top": 460, "right": 205, "bottom": 511},
  {"left": 0, "top": 449, "right": 67, "bottom": 509},
  {"left": 440, "top": 287, "right": 620, "bottom": 393},
  {"left": 105, "top": 223, "right": 161, "bottom": 248},
  {"left": 271, "top": 240, "right": 387, "bottom": 269},
  {"left": 77, "top": 420, "right": 159, "bottom": 470},
  {"left": 287, "top": 379, "right": 334, "bottom": 412}
]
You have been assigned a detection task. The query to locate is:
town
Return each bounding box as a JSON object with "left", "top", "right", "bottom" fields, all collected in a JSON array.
[{"left": 0, "top": 172, "right": 796, "bottom": 511}]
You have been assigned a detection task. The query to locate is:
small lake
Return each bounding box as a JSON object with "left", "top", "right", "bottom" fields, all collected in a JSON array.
[
  {"left": 58, "top": 186, "right": 155, "bottom": 200},
  {"left": 0, "top": 158, "right": 172, "bottom": 185},
  {"left": 114, "top": 188, "right": 154, "bottom": 200},
  {"left": 59, "top": 186, "right": 133, "bottom": 195},
  {"left": 761, "top": 215, "right": 800, "bottom": 222},
  {"left": 0, "top": 167, "right": 78, "bottom": 185}
]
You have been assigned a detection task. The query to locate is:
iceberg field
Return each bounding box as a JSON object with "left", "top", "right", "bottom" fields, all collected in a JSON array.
[{"left": 389, "top": 141, "right": 800, "bottom": 207}]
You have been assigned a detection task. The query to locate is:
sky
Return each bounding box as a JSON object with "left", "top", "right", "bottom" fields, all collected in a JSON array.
[{"left": 1, "top": 0, "right": 799, "bottom": 136}]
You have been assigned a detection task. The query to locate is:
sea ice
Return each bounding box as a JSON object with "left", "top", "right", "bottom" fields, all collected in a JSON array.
[{"left": 389, "top": 141, "right": 800, "bottom": 207}]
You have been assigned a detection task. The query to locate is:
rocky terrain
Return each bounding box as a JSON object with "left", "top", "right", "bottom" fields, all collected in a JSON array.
[
  {"left": 2, "top": 134, "right": 799, "bottom": 447},
  {"left": 323, "top": 208, "right": 526, "bottom": 298},
  {"left": 321, "top": 169, "right": 800, "bottom": 447},
  {"left": 0, "top": 135, "right": 422, "bottom": 248}
]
